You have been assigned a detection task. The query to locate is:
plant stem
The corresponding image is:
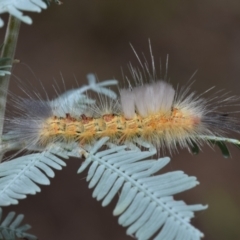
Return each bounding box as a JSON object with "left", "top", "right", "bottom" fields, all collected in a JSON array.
[{"left": 0, "top": 15, "right": 21, "bottom": 162}]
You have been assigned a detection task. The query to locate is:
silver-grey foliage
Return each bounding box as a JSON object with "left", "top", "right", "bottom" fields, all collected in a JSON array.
[
  {"left": 0, "top": 208, "right": 36, "bottom": 240},
  {"left": 0, "top": 152, "right": 67, "bottom": 206},
  {"left": 78, "top": 137, "right": 207, "bottom": 240}
]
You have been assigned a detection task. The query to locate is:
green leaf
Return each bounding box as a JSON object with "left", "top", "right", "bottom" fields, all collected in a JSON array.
[{"left": 208, "top": 140, "right": 230, "bottom": 158}]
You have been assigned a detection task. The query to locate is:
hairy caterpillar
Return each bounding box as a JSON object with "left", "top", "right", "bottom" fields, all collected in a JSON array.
[
  {"left": 2, "top": 42, "right": 239, "bottom": 157},
  {"left": 3, "top": 67, "right": 240, "bottom": 157}
]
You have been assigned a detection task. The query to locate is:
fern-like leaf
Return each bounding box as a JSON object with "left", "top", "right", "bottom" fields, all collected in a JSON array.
[
  {"left": 0, "top": 0, "right": 47, "bottom": 27},
  {"left": 78, "top": 137, "right": 207, "bottom": 240},
  {"left": 0, "top": 151, "right": 67, "bottom": 206},
  {"left": 50, "top": 74, "right": 118, "bottom": 118},
  {"left": 0, "top": 208, "right": 36, "bottom": 240}
]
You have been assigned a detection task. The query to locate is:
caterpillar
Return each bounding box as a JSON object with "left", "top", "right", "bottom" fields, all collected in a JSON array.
[{"left": 3, "top": 70, "right": 240, "bottom": 156}]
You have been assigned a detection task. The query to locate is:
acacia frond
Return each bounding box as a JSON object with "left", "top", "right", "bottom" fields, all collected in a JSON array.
[
  {"left": 0, "top": 151, "right": 67, "bottom": 206},
  {"left": 50, "top": 74, "right": 118, "bottom": 117},
  {"left": 0, "top": 208, "right": 36, "bottom": 240},
  {"left": 78, "top": 137, "right": 207, "bottom": 240},
  {"left": 0, "top": 0, "right": 47, "bottom": 27}
]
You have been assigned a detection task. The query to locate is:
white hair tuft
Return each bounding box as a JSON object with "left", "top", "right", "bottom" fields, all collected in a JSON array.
[{"left": 120, "top": 81, "right": 175, "bottom": 118}]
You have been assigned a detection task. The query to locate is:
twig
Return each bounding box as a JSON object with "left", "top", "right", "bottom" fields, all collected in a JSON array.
[{"left": 0, "top": 15, "right": 21, "bottom": 162}]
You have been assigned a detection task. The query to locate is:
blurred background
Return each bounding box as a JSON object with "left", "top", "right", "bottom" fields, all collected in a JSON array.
[{"left": 1, "top": 0, "right": 240, "bottom": 239}]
